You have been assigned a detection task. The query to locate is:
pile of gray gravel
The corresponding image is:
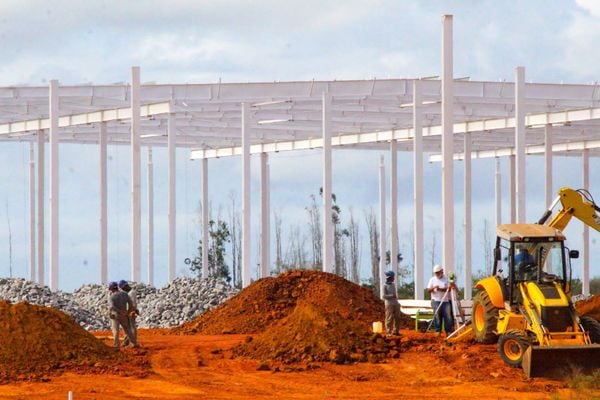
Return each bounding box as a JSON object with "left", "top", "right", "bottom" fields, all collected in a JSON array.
[{"left": 0, "top": 276, "right": 238, "bottom": 331}]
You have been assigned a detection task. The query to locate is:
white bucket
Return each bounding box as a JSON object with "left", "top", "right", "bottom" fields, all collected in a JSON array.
[{"left": 372, "top": 321, "right": 383, "bottom": 334}]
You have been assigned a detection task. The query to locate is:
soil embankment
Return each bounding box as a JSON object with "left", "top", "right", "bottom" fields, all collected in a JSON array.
[{"left": 0, "top": 300, "right": 150, "bottom": 383}]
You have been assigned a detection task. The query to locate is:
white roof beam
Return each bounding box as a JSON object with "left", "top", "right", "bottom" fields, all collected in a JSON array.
[{"left": 0, "top": 102, "right": 171, "bottom": 135}]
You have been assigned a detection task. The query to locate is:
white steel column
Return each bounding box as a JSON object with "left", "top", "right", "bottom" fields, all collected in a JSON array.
[
  {"left": 464, "top": 133, "right": 472, "bottom": 299},
  {"left": 49, "top": 79, "right": 59, "bottom": 290},
  {"left": 510, "top": 155, "right": 516, "bottom": 223},
  {"left": 28, "top": 143, "right": 35, "bottom": 282},
  {"left": 390, "top": 140, "right": 398, "bottom": 287},
  {"left": 131, "top": 66, "right": 141, "bottom": 282},
  {"left": 260, "top": 152, "right": 270, "bottom": 278},
  {"left": 241, "top": 102, "right": 252, "bottom": 287},
  {"left": 147, "top": 148, "right": 155, "bottom": 285},
  {"left": 495, "top": 158, "right": 502, "bottom": 226},
  {"left": 201, "top": 158, "right": 209, "bottom": 278},
  {"left": 515, "top": 66, "right": 526, "bottom": 223},
  {"left": 582, "top": 149, "right": 590, "bottom": 296},
  {"left": 36, "top": 130, "right": 45, "bottom": 284},
  {"left": 99, "top": 122, "right": 108, "bottom": 285},
  {"left": 379, "top": 156, "right": 387, "bottom": 299},
  {"left": 322, "top": 93, "right": 333, "bottom": 273},
  {"left": 167, "top": 112, "right": 176, "bottom": 282},
  {"left": 413, "top": 80, "right": 424, "bottom": 300},
  {"left": 544, "top": 124, "right": 553, "bottom": 207},
  {"left": 441, "top": 14, "right": 454, "bottom": 274}
]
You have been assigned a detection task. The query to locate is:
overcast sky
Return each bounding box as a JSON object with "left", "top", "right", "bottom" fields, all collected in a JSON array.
[{"left": 0, "top": 0, "right": 599, "bottom": 291}]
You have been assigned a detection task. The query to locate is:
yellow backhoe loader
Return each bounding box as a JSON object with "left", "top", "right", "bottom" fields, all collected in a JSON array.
[{"left": 466, "top": 188, "right": 600, "bottom": 377}]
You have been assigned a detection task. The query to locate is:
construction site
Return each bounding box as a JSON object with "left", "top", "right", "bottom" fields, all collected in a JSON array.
[
  {"left": 3, "top": 4, "right": 600, "bottom": 400},
  {"left": 0, "top": 270, "right": 597, "bottom": 399}
]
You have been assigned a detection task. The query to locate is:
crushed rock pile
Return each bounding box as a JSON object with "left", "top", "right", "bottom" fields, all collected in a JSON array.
[
  {"left": 233, "top": 300, "right": 401, "bottom": 367},
  {"left": 576, "top": 294, "right": 600, "bottom": 322},
  {"left": 0, "top": 278, "right": 103, "bottom": 330},
  {"left": 0, "top": 300, "right": 149, "bottom": 383},
  {"left": 0, "top": 276, "right": 237, "bottom": 331},
  {"left": 176, "top": 269, "right": 413, "bottom": 335}
]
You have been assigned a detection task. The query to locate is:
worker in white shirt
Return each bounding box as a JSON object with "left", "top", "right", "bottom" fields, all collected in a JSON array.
[{"left": 426, "top": 264, "right": 454, "bottom": 336}]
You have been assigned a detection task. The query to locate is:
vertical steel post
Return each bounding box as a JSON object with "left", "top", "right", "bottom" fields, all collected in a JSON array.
[
  {"left": 379, "top": 156, "right": 387, "bottom": 299},
  {"left": 167, "top": 111, "right": 176, "bottom": 282},
  {"left": 201, "top": 158, "right": 209, "bottom": 278},
  {"left": 241, "top": 102, "right": 251, "bottom": 287},
  {"left": 322, "top": 93, "right": 333, "bottom": 273},
  {"left": 390, "top": 140, "right": 398, "bottom": 288},
  {"left": 147, "top": 147, "right": 155, "bottom": 285},
  {"left": 582, "top": 149, "right": 590, "bottom": 296},
  {"left": 510, "top": 155, "right": 516, "bottom": 223},
  {"left": 99, "top": 122, "right": 108, "bottom": 284},
  {"left": 544, "top": 124, "right": 553, "bottom": 208},
  {"left": 464, "top": 133, "right": 472, "bottom": 299},
  {"left": 36, "top": 130, "right": 45, "bottom": 284},
  {"left": 413, "top": 80, "right": 424, "bottom": 300},
  {"left": 260, "top": 152, "right": 270, "bottom": 278},
  {"left": 29, "top": 143, "right": 36, "bottom": 282},
  {"left": 515, "top": 66, "right": 526, "bottom": 223},
  {"left": 495, "top": 158, "right": 502, "bottom": 227},
  {"left": 49, "top": 79, "right": 59, "bottom": 290},
  {"left": 131, "top": 66, "right": 141, "bottom": 282},
  {"left": 441, "top": 14, "right": 454, "bottom": 274}
]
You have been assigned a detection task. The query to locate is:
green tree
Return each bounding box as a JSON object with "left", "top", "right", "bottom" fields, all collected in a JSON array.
[{"left": 185, "top": 219, "right": 232, "bottom": 282}]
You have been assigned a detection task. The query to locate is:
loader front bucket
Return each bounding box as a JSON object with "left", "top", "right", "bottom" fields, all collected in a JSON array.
[{"left": 522, "top": 344, "right": 600, "bottom": 378}]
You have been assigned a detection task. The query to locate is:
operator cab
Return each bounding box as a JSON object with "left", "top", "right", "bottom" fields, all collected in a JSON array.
[{"left": 492, "top": 224, "right": 577, "bottom": 306}]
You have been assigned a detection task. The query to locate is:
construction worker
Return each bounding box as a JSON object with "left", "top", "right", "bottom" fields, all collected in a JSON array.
[
  {"left": 427, "top": 264, "right": 454, "bottom": 336},
  {"left": 383, "top": 270, "right": 401, "bottom": 336},
  {"left": 108, "top": 281, "right": 138, "bottom": 348},
  {"left": 119, "top": 280, "right": 139, "bottom": 346}
]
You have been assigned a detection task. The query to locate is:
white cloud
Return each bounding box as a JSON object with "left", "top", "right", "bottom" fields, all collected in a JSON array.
[{"left": 575, "top": 0, "right": 600, "bottom": 17}]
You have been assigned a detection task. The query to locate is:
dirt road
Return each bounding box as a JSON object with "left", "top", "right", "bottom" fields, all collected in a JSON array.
[{"left": 0, "top": 329, "right": 596, "bottom": 400}]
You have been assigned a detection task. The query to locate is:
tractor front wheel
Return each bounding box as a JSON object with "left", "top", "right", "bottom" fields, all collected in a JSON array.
[
  {"left": 581, "top": 316, "right": 600, "bottom": 343},
  {"left": 498, "top": 329, "right": 530, "bottom": 368}
]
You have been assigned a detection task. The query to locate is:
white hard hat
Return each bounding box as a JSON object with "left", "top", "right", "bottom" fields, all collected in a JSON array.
[{"left": 433, "top": 264, "right": 443, "bottom": 273}]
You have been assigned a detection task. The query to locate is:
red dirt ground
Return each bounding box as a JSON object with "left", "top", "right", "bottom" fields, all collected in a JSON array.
[
  {"left": 0, "top": 329, "right": 597, "bottom": 399},
  {"left": 0, "top": 301, "right": 149, "bottom": 384},
  {"left": 0, "top": 274, "right": 598, "bottom": 399}
]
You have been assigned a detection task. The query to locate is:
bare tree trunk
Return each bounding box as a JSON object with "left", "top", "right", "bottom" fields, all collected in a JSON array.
[
  {"left": 348, "top": 208, "right": 360, "bottom": 284},
  {"left": 228, "top": 192, "right": 239, "bottom": 287},
  {"left": 306, "top": 194, "right": 322, "bottom": 269},
  {"left": 274, "top": 211, "right": 283, "bottom": 274},
  {"left": 430, "top": 229, "right": 437, "bottom": 271},
  {"left": 285, "top": 225, "right": 307, "bottom": 269},
  {"left": 365, "top": 208, "right": 380, "bottom": 294}
]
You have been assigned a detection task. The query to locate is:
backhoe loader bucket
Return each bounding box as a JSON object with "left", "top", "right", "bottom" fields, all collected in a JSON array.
[{"left": 522, "top": 344, "right": 600, "bottom": 378}]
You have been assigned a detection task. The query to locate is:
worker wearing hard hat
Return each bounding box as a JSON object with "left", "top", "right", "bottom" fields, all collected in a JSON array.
[
  {"left": 108, "top": 281, "right": 138, "bottom": 348},
  {"left": 427, "top": 265, "right": 454, "bottom": 336},
  {"left": 118, "top": 280, "right": 139, "bottom": 346},
  {"left": 383, "top": 270, "right": 401, "bottom": 336}
]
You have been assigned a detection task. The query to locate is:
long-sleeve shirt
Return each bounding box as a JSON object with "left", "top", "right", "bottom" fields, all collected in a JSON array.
[
  {"left": 109, "top": 291, "right": 134, "bottom": 317},
  {"left": 383, "top": 282, "right": 399, "bottom": 306}
]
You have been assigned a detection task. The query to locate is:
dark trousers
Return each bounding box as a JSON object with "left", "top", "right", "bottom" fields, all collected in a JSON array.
[{"left": 431, "top": 300, "right": 454, "bottom": 333}]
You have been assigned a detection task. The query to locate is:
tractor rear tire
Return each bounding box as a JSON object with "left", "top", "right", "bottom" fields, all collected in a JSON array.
[
  {"left": 472, "top": 290, "right": 499, "bottom": 344},
  {"left": 580, "top": 316, "right": 600, "bottom": 343},
  {"left": 498, "top": 329, "right": 530, "bottom": 368}
]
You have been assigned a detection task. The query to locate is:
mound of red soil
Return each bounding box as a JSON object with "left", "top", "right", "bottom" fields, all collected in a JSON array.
[
  {"left": 0, "top": 301, "right": 150, "bottom": 383},
  {"left": 576, "top": 294, "right": 600, "bottom": 321},
  {"left": 175, "top": 270, "right": 413, "bottom": 335},
  {"left": 233, "top": 301, "right": 400, "bottom": 367}
]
